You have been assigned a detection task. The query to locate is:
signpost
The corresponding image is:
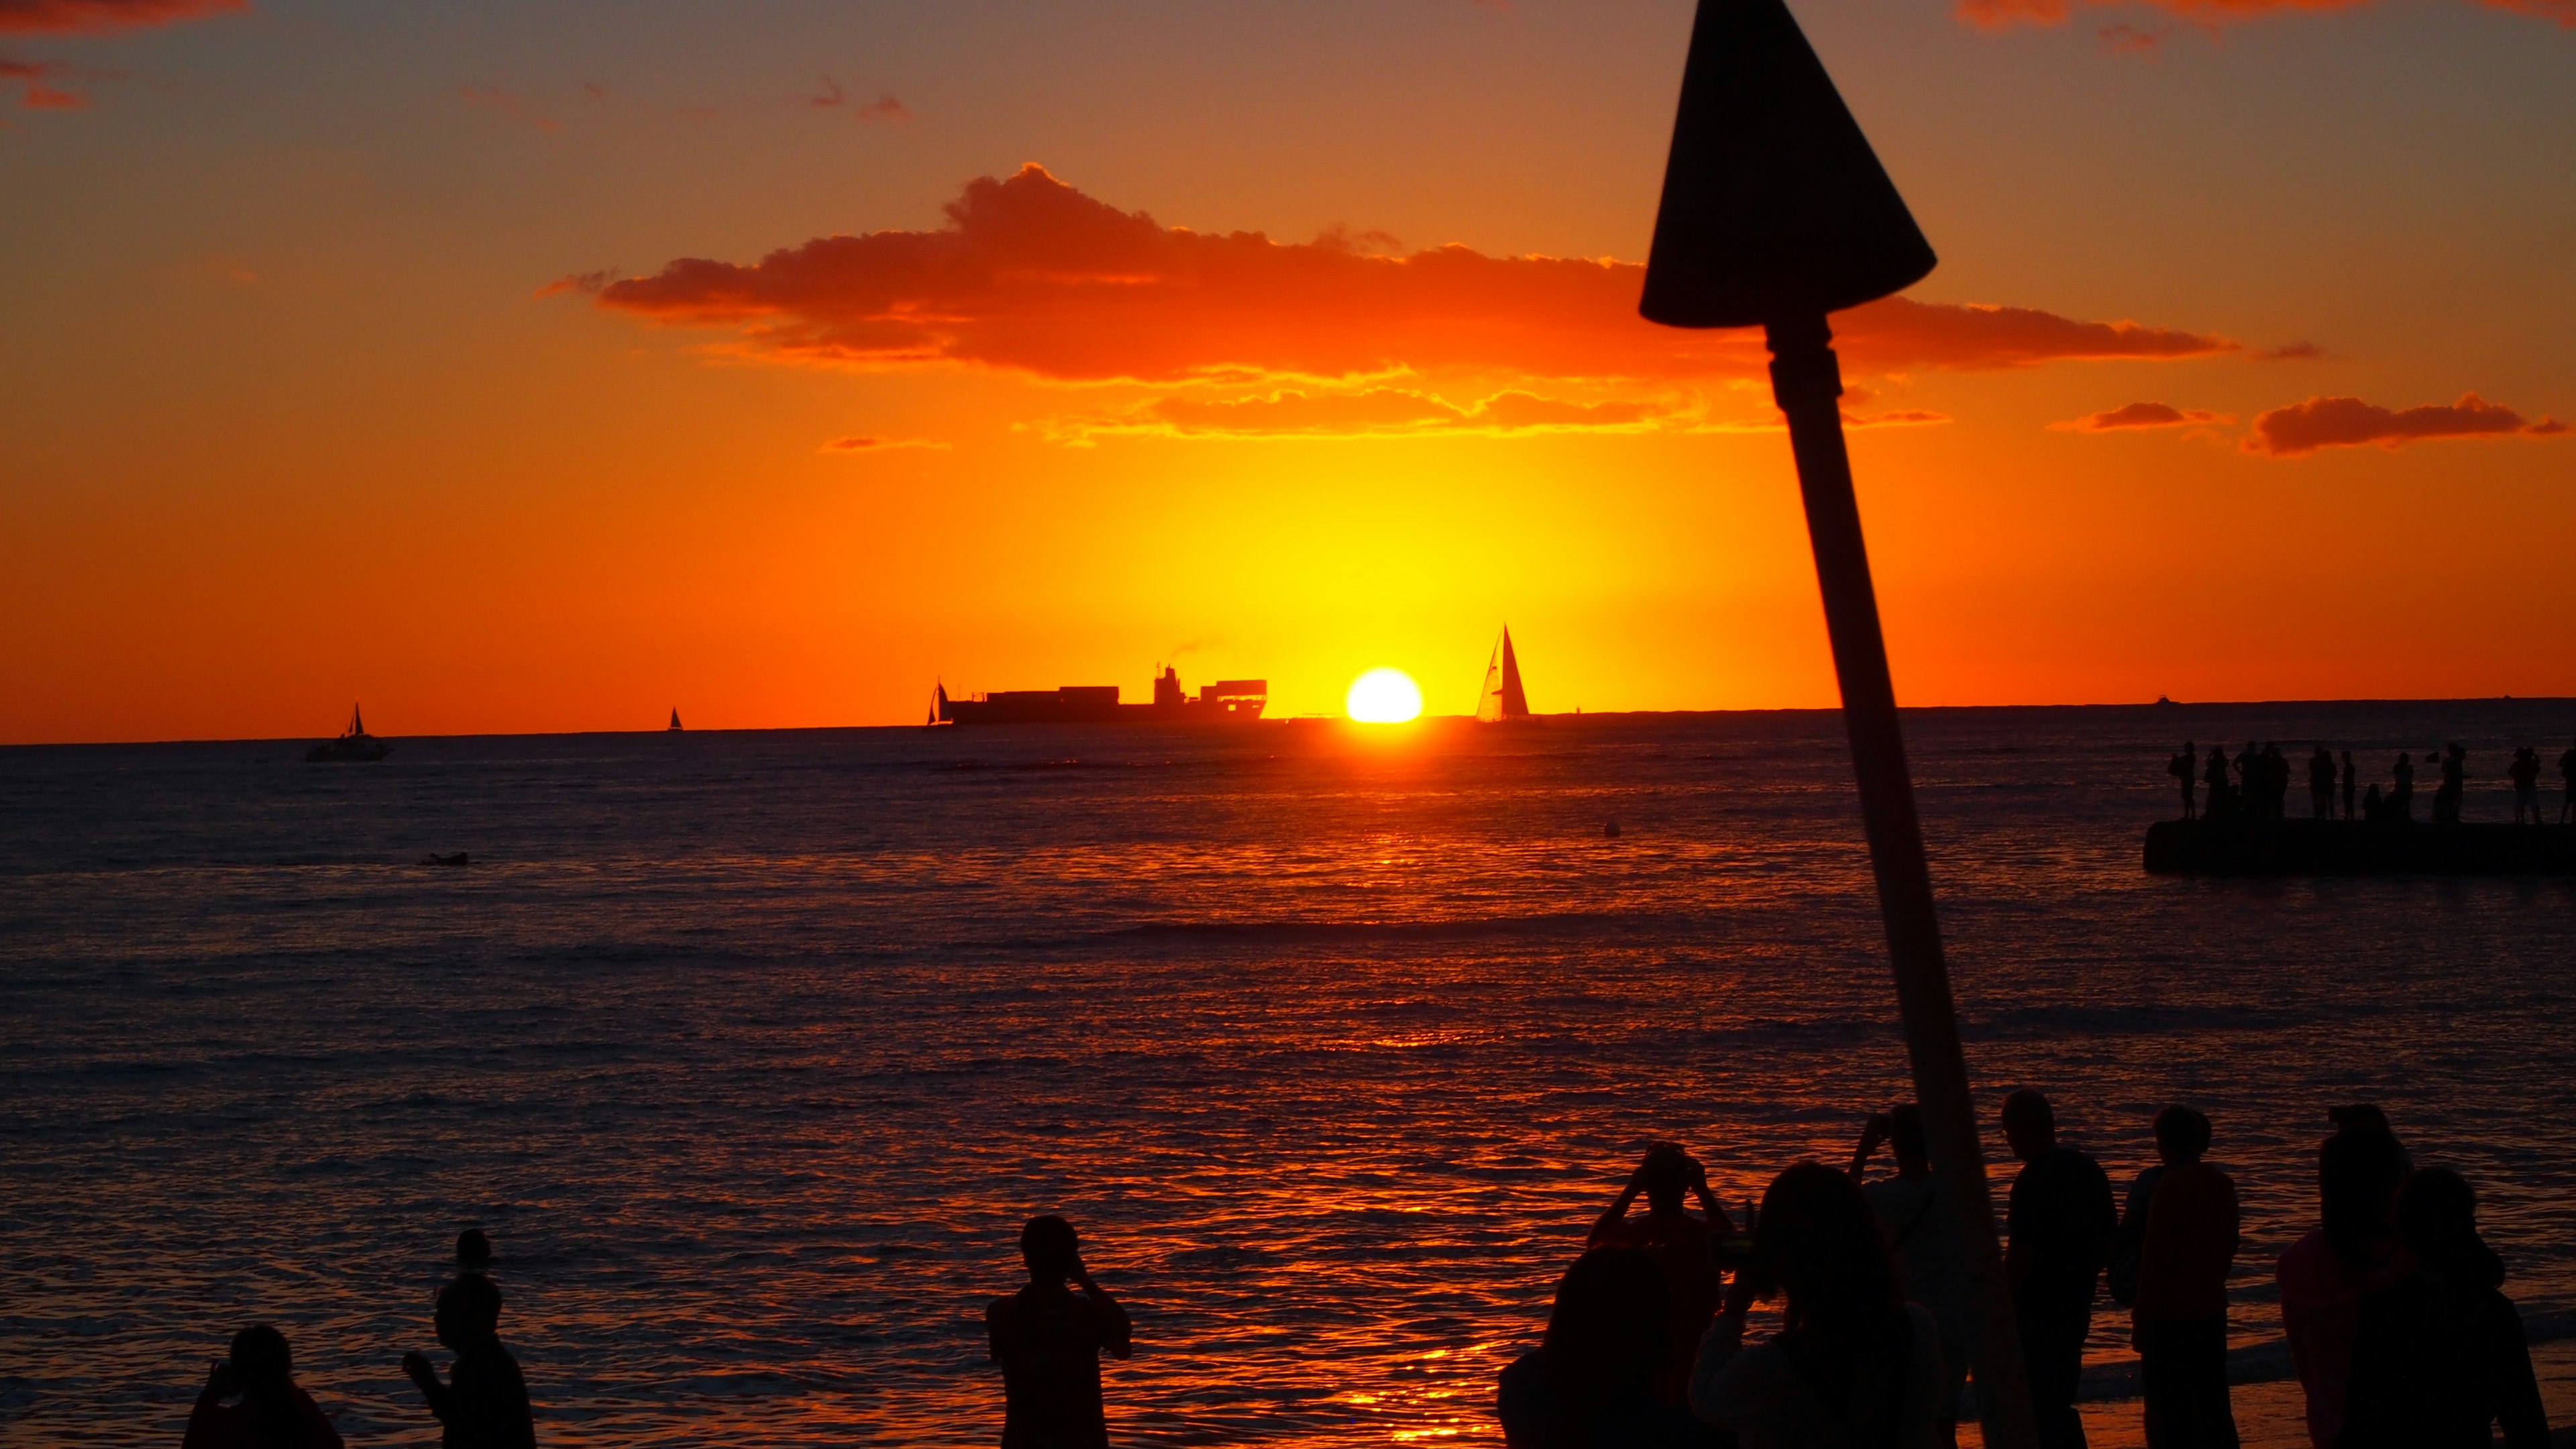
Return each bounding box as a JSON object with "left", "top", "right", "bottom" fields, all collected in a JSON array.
[{"left": 1640, "top": 3, "right": 2041, "bottom": 1445}]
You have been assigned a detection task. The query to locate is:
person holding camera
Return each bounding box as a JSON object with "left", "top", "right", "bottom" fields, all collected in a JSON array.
[
  {"left": 988, "top": 1215, "right": 1132, "bottom": 1449},
  {"left": 184, "top": 1324, "right": 343, "bottom": 1449},
  {"left": 1589, "top": 1142, "right": 1737, "bottom": 1409},
  {"left": 1850, "top": 1105, "right": 1972, "bottom": 1446}
]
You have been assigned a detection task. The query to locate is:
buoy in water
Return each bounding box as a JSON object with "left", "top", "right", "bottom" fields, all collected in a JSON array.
[{"left": 1604, "top": 820, "right": 1621, "bottom": 839}]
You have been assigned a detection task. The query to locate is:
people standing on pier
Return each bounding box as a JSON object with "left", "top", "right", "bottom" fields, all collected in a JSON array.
[
  {"left": 2002, "top": 1089, "right": 2117, "bottom": 1449},
  {"left": 1499, "top": 1247, "right": 1706, "bottom": 1448},
  {"left": 400, "top": 1273, "right": 535, "bottom": 1449},
  {"left": 990, "top": 1216, "right": 1132, "bottom": 1449},
  {"left": 2391, "top": 753, "right": 2416, "bottom": 823},
  {"left": 2338, "top": 1168, "right": 2547, "bottom": 1449},
  {"left": 2308, "top": 747, "right": 2336, "bottom": 821},
  {"left": 2341, "top": 751, "right": 2357, "bottom": 821},
  {"left": 2204, "top": 744, "right": 2233, "bottom": 818},
  {"left": 2125, "top": 1107, "right": 2240, "bottom": 1449},
  {"left": 2171, "top": 742, "right": 2198, "bottom": 820},
  {"left": 1687, "top": 1163, "right": 1947, "bottom": 1449},
  {"left": 1849, "top": 1105, "right": 1973, "bottom": 1446},
  {"left": 184, "top": 1324, "right": 345, "bottom": 1449},
  {"left": 1589, "top": 1142, "right": 1732, "bottom": 1409},
  {"left": 2508, "top": 748, "right": 2543, "bottom": 825},
  {"left": 2432, "top": 744, "right": 2467, "bottom": 826},
  {"left": 2279, "top": 1108, "right": 2412, "bottom": 1449}
]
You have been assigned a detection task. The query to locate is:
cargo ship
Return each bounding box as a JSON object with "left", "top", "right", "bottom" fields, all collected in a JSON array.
[{"left": 934, "top": 667, "right": 1267, "bottom": 725}]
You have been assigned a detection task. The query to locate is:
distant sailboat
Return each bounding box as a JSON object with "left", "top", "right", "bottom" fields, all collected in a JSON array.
[
  {"left": 1476, "top": 627, "right": 1533, "bottom": 722},
  {"left": 305, "top": 703, "right": 390, "bottom": 761},
  {"left": 668, "top": 708, "right": 684, "bottom": 733}
]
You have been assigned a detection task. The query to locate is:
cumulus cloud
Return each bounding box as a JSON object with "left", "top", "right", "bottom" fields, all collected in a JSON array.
[
  {"left": 0, "top": 0, "right": 237, "bottom": 31},
  {"left": 1963, "top": 0, "right": 2570, "bottom": 28},
  {"left": 576, "top": 164, "right": 2237, "bottom": 385},
  {"left": 2246, "top": 394, "right": 2567, "bottom": 457},
  {"left": 2054, "top": 401, "right": 2229, "bottom": 431}
]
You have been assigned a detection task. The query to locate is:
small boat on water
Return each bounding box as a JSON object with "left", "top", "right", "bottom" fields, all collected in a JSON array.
[
  {"left": 2145, "top": 818, "right": 2574, "bottom": 876},
  {"left": 1476, "top": 627, "right": 1534, "bottom": 723},
  {"left": 668, "top": 708, "right": 684, "bottom": 733},
  {"left": 305, "top": 704, "right": 390, "bottom": 762}
]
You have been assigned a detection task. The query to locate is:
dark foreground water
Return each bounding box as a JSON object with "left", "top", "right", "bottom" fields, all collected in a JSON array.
[{"left": 5, "top": 702, "right": 2575, "bottom": 1446}]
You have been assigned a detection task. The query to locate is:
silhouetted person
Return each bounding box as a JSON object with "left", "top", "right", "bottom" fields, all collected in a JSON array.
[
  {"left": 2233, "top": 743, "right": 2261, "bottom": 821},
  {"left": 186, "top": 1324, "right": 345, "bottom": 1449},
  {"left": 989, "top": 1215, "right": 1132, "bottom": 1449},
  {"left": 2390, "top": 753, "right": 2414, "bottom": 823},
  {"left": 2431, "top": 744, "right": 2466, "bottom": 826},
  {"left": 456, "top": 1229, "right": 492, "bottom": 1276},
  {"left": 2308, "top": 747, "right": 2335, "bottom": 821},
  {"left": 400, "top": 1273, "right": 533, "bottom": 1449},
  {"left": 2561, "top": 740, "right": 2576, "bottom": 824},
  {"left": 2171, "top": 743, "right": 2198, "bottom": 819},
  {"left": 2203, "top": 745, "right": 2231, "bottom": 819},
  {"left": 1688, "top": 1162, "right": 1947, "bottom": 1448},
  {"left": 2339, "top": 1169, "right": 2546, "bottom": 1449},
  {"left": 2340, "top": 751, "right": 2356, "bottom": 821},
  {"left": 1849, "top": 1105, "right": 1972, "bottom": 1446},
  {"left": 1590, "top": 1142, "right": 1733, "bottom": 1409},
  {"left": 2002, "top": 1089, "right": 2116, "bottom": 1449},
  {"left": 2507, "top": 747, "right": 2542, "bottom": 825},
  {"left": 2279, "top": 1110, "right": 2413, "bottom": 1449},
  {"left": 1499, "top": 1248, "right": 1708, "bottom": 1449},
  {"left": 2265, "top": 743, "right": 2290, "bottom": 820},
  {"left": 2126, "top": 1107, "right": 2239, "bottom": 1449}
]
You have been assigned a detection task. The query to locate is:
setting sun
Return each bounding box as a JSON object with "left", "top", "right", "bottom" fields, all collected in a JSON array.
[{"left": 1344, "top": 668, "right": 1424, "bottom": 723}]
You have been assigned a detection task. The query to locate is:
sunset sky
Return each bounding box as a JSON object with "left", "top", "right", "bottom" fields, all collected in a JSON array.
[{"left": 3, "top": 0, "right": 2569, "bottom": 741}]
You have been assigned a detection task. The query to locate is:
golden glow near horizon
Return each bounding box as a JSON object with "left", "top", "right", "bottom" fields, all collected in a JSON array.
[{"left": 1346, "top": 669, "right": 1425, "bottom": 724}]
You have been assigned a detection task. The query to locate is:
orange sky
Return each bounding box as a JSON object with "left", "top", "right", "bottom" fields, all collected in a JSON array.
[{"left": 2, "top": 0, "right": 2571, "bottom": 742}]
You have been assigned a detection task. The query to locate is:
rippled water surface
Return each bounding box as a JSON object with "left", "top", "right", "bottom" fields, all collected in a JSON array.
[{"left": 5, "top": 702, "right": 2575, "bottom": 1445}]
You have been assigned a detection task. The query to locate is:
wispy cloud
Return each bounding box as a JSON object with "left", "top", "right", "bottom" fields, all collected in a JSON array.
[
  {"left": 809, "top": 76, "right": 910, "bottom": 122},
  {"left": 572, "top": 164, "right": 2242, "bottom": 386},
  {"left": 2053, "top": 401, "right": 2230, "bottom": 431},
  {"left": 2246, "top": 393, "right": 2567, "bottom": 457},
  {"left": 0, "top": 0, "right": 239, "bottom": 33},
  {"left": 1963, "top": 0, "right": 2570, "bottom": 30},
  {"left": 820, "top": 434, "right": 946, "bottom": 453}
]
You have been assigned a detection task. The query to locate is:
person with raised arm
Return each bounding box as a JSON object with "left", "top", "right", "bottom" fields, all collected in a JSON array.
[
  {"left": 399, "top": 1272, "right": 535, "bottom": 1449},
  {"left": 989, "top": 1215, "right": 1132, "bottom": 1449},
  {"left": 1849, "top": 1105, "right": 1974, "bottom": 1448},
  {"left": 1589, "top": 1141, "right": 1734, "bottom": 1409}
]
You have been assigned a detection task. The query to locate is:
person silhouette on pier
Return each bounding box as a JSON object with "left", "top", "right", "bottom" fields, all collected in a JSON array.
[
  {"left": 186, "top": 1324, "right": 345, "bottom": 1449},
  {"left": 2432, "top": 744, "right": 2467, "bottom": 826},
  {"left": 2561, "top": 740, "right": 2576, "bottom": 824},
  {"left": 2341, "top": 751, "right": 2357, "bottom": 822},
  {"left": 2233, "top": 743, "right": 2261, "bottom": 820},
  {"left": 2508, "top": 748, "right": 2543, "bottom": 825},
  {"left": 2308, "top": 747, "right": 2336, "bottom": 822},
  {"left": 2204, "top": 744, "right": 2233, "bottom": 819},
  {"left": 2339, "top": 1169, "right": 2547, "bottom": 1448},
  {"left": 990, "top": 1215, "right": 1132, "bottom": 1449},
  {"left": 1849, "top": 1105, "right": 1973, "bottom": 1446},
  {"left": 2391, "top": 753, "right": 2416, "bottom": 823},
  {"left": 400, "top": 1273, "right": 534, "bottom": 1449},
  {"left": 2265, "top": 743, "right": 2290, "bottom": 820},
  {"left": 1590, "top": 1142, "right": 1733, "bottom": 1408},
  {"left": 2171, "top": 742, "right": 2198, "bottom": 820},
  {"left": 2003, "top": 1089, "right": 2117, "bottom": 1449},
  {"left": 2126, "top": 1107, "right": 2240, "bottom": 1449}
]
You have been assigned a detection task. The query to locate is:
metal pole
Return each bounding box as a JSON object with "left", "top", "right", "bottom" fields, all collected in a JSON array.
[{"left": 1766, "top": 311, "right": 2040, "bottom": 1449}]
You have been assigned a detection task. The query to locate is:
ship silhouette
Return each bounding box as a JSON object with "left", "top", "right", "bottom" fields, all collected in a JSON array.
[
  {"left": 935, "top": 666, "right": 1265, "bottom": 725},
  {"left": 668, "top": 708, "right": 684, "bottom": 733},
  {"left": 1476, "top": 627, "right": 1533, "bottom": 722},
  {"left": 305, "top": 704, "right": 390, "bottom": 761}
]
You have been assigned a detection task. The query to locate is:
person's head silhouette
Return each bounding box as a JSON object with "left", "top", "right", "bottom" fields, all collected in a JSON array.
[
  {"left": 2394, "top": 1167, "right": 2504, "bottom": 1290},
  {"left": 1539, "top": 1247, "right": 1669, "bottom": 1419},
  {"left": 2002, "top": 1089, "right": 2056, "bottom": 1162},
  {"left": 1020, "top": 1214, "right": 1081, "bottom": 1286},
  {"left": 1886, "top": 1104, "right": 1929, "bottom": 1175},
  {"left": 434, "top": 1271, "right": 504, "bottom": 1352},
  {"left": 1637, "top": 1143, "right": 1695, "bottom": 1216},
  {"left": 212, "top": 1323, "right": 308, "bottom": 1443},
  {"left": 1745, "top": 1161, "right": 1900, "bottom": 1334},
  {"left": 456, "top": 1228, "right": 492, "bottom": 1273},
  {"left": 2152, "top": 1105, "right": 2212, "bottom": 1166},
  {"left": 2319, "top": 1117, "right": 2410, "bottom": 1267}
]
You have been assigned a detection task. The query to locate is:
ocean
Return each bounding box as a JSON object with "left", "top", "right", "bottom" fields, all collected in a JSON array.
[{"left": 4, "top": 700, "right": 2573, "bottom": 1446}]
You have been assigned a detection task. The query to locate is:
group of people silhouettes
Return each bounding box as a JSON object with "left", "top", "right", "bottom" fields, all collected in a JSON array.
[
  {"left": 2168, "top": 737, "right": 2576, "bottom": 826},
  {"left": 1479, "top": 1095, "right": 2544, "bottom": 1449},
  {"left": 184, "top": 1230, "right": 534, "bottom": 1449}
]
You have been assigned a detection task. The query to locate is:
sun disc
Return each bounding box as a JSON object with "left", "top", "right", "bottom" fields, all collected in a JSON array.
[{"left": 1345, "top": 667, "right": 1424, "bottom": 724}]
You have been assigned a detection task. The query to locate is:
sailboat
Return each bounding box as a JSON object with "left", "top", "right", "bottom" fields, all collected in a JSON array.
[
  {"left": 305, "top": 703, "right": 390, "bottom": 761},
  {"left": 667, "top": 708, "right": 684, "bottom": 733},
  {"left": 1476, "top": 627, "right": 1534, "bottom": 722}
]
